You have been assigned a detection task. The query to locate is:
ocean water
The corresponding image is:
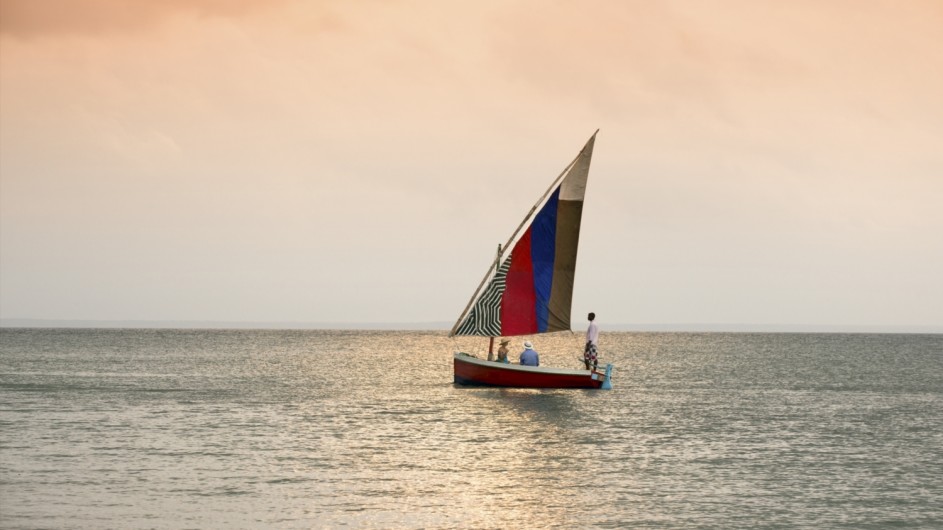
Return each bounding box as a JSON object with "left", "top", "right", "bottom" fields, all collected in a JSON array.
[{"left": 0, "top": 329, "right": 941, "bottom": 529}]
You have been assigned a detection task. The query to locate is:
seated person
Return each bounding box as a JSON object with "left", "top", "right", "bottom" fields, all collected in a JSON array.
[
  {"left": 519, "top": 341, "right": 539, "bottom": 366},
  {"left": 496, "top": 339, "right": 510, "bottom": 363}
]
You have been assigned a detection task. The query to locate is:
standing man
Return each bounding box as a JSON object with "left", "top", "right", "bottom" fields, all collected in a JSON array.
[{"left": 584, "top": 312, "right": 599, "bottom": 370}]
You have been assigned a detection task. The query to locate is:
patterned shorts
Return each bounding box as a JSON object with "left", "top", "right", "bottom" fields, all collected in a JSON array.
[{"left": 584, "top": 341, "right": 597, "bottom": 362}]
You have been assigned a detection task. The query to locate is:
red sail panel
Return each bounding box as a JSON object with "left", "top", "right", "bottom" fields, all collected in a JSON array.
[{"left": 500, "top": 227, "right": 537, "bottom": 336}]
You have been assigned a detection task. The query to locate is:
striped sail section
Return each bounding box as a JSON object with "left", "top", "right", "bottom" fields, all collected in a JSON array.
[{"left": 454, "top": 257, "right": 511, "bottom": 336}]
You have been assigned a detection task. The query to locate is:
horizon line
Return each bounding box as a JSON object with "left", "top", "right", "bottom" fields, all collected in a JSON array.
[{"left": 1, "top": 319, "right": 940, "bottom": 334}]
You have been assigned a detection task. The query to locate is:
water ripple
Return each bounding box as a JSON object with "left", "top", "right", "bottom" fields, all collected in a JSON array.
[{"left": 0, "top": 329, "right": 940, "bottom": 528}]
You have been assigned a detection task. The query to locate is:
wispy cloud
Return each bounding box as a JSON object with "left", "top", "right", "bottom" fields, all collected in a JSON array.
[
  {"left": 2, "top": 0, "right": 941, "bottom": 326},
  {"left": 0, "top": 0, "right": 292, "bottom": 37}
]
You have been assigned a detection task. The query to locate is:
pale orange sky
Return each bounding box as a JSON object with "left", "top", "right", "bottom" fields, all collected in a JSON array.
[{"left": 1, "top": 0, "right": 941, "bottom": 329}]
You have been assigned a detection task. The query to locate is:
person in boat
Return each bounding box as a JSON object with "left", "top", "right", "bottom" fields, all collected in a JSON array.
[
  {"left": 584, "top": 312, "right": 599, "bottom": 370},
  {"left": 496, "top": 339, "right": 510, "bottom": 363},
  {"left": 519, "top": 341, "right": 539, "bottom": 366}
]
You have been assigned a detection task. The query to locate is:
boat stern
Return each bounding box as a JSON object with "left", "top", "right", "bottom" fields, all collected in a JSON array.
[{"left": 600, "top": 363, "right": 613, "bottom": 390}]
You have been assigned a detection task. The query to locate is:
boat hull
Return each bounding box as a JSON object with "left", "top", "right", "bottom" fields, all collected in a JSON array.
[{"left": 453, "top": 352, "right": 609, "bottom": 389}]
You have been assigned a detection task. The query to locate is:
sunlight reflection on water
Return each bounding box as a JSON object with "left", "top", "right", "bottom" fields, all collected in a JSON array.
[{"left": 1, "top": 329, "right": 941, "bottom": 528}]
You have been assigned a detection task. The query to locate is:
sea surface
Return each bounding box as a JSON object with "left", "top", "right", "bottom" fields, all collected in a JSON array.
[{"left": 1, "top": 329, "right": 941, "bottom": 529}]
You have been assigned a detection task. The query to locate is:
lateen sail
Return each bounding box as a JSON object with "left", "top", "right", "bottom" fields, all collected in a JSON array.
[{"left": 451, "top": 132, "right": 597, "bottom": 337}]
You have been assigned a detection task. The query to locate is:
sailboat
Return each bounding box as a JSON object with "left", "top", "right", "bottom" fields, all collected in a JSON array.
[{"left": 449, "top": 131, "right": 613, "bottom": 389}]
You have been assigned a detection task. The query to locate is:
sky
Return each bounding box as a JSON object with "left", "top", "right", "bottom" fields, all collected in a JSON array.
[{"left": 1, "top": 0, "right": 941, "bottom": 331}]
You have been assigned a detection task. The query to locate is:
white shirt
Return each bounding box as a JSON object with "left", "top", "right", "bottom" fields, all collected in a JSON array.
[{"left": 586, "top": 321, "right": 599, "bottom": 345}]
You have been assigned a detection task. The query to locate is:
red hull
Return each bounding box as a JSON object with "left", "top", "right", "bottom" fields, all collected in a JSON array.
[{"left": 453, "top": 352, "right": 607, "bottom": 389}]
